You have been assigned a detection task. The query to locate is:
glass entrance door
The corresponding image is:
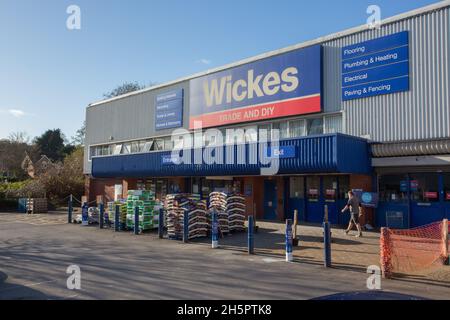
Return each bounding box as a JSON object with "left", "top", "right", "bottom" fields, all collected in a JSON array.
[{"left": 409, "top": 173, "right": 444, "bottom": 227}]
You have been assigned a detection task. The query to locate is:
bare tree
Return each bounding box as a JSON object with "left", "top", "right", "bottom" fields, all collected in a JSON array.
[{"left": 8, "top": 131, "right": 30, "bottom": 144}]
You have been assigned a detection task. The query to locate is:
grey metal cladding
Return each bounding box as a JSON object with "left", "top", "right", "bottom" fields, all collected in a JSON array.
[
  {"left": 323, "top": 7, "right": 449, "bottom": 142},
  {"left": 83, "top": 4, "right": 450, "bottom": 174},
  {"left": 85, "top": 82, "right": 190, "bottom": 145}
]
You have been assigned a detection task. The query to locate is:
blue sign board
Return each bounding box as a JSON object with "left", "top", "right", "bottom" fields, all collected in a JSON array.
[
  {"left": 266, "top": 145, "right": 296, "bottom": 159},
  {"left": 400, "top": 180, "right": 408, "bottom": 192},
  {"left": 189, "top": 45, "right": 323, "bottom": 129},
  {"left": 342, "top": 31, "right": 409, "bottom": 101},
  {"left": 352, "top": 190, "right": 379, "bottom": 208},
  {"left": 155, "top": 89, "right": 184, "bottom": 130},
  {"left": 161, "top": 154, "right": 181, "bottom": 165}
]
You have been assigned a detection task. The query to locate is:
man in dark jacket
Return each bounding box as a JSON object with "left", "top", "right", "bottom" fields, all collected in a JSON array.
[{"left": 341, "top": 191, "right": 363, "bottom": 237}]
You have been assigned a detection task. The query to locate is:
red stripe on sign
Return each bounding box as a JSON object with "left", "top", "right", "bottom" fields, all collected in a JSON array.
[{"left": 189, "top": 95, "right": 321, "bottom": 129}]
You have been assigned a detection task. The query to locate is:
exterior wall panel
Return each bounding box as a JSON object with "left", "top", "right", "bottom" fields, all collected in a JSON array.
[{"left": 322, "top": 8, "right": 450, "bottom": 142}]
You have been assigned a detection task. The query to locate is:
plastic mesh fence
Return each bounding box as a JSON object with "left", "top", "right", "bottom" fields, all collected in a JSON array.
[{"left": 380, "top": 221, "right": 449, "bottom": 277}]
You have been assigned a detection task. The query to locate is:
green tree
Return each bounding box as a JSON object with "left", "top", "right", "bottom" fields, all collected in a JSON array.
[{"left": 34, "top": 129, "right": 67, "bottom": 161}]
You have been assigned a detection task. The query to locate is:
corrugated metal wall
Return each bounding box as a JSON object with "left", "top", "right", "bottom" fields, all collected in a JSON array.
[
  {"left": 91, "top": 134, "right": 371, "bottom": 178},
  {"left": 323, "top": 7, "right": 450, "bottom": 142}
]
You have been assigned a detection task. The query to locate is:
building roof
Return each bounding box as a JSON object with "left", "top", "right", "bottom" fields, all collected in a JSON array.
[{"left": 88, "top": 0, "right": 450, "bottom": 108}]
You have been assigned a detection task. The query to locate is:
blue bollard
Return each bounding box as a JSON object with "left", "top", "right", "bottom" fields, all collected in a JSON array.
[
  {"left": 114, "top": 205, "right": 120, "bottom": 232},
  {"left": 99, "top": 203, "right": 104, "bottom": 229},
  {"left": 81, "top": 202, "right": 89, "bottom": 226},
  {"left": 323, "top": 221, "right": 331, "bottom": 267},
  {"left": 183, "top": 210, "right": 189, "bottom": 243},
  {"left": 158, "top": 208, "right": 164, "bottom": 239},
  {"left": 68, "top": 195, "right": 73, "bottom": 224},
  {"left": 286, "top": 219, "right": 293, "bottom": 262},
  {"left": 134, "top": 206, "right": 139, "bottom": 235},
  {"left": 248, "top": 215, "right": 254, "bottom": 254},
  {"left": 211, "top": 209, "right": 219, "bottom": 248}
]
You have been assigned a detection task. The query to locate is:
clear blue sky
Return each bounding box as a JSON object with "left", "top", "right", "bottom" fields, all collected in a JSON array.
[{"left": 0, "top": 0, "right": 440, "bottom": 141}]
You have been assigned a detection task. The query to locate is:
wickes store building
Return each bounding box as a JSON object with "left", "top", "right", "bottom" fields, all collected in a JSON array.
[{"left": 84, "top": 2, "right": 450, "bottom": 229}]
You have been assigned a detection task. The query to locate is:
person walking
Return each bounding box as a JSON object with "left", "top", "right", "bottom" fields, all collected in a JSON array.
[{"left": 341, "top": 191, "right": 363, "bottom": 237}]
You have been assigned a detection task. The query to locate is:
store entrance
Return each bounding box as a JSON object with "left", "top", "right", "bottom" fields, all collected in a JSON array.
[
  {"left": 289, "top": 175, "right": 349, "bottom": 225},
  {"left": 263, "top": 180, "right": 278, "bottom": 220},
  {"left": 377, "top": 172, "right": 449, "bottom": 228},
  {"left": 409, "top": 173, "right": 444, "bottom": 227}
]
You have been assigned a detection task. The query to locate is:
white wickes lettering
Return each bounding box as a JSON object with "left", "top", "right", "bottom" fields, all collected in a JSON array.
[{"left": 202, "top": 67, "right": 299, "bottom": 107}]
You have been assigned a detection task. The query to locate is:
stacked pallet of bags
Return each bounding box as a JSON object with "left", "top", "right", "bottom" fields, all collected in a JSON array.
[
  {"left": 226, "top": 193, "right": 246, "bottom": 232},
  {"left": 164, "top": 194, "right": 208, "bottom": 240},
  {"left": 106, "top": 201, "right": 127, "bottom": 230},
  {"left": 126, "top": 190, "right": 158, "bottom": 231},
  {"left": 209, "top": 192, "right": 229, "bottom": 234},
  {"left": 165, "top": 194, "right": 184, "bottom": 240},
  {"left": 186, "top": 198, "right": 208, "bottom": 239}
]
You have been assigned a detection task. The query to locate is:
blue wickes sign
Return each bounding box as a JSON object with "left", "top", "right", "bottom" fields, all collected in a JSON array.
[
  {"left": 155, "top": 89, "right": 184, "bottom": 130},
  {"left": 189, "top": 45, "right": 323, "bottom": 129},
  {"left": 342, "top": 31, "right": 409, "bottom": 101}
]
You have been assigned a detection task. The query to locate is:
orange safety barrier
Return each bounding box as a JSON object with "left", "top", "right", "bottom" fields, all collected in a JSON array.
[{"left": 380, "top": 219, "right": 449, "bottom": 278}]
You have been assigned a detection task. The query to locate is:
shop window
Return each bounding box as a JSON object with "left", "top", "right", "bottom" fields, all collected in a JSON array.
[
  {"left": 323, "top": 176, "right": 338, "bottom": 202},
  {"left": 112, "top": 144, "right": 122, "bottom": 155},
  {"left": 258, "top": 124, "right": 271, "bottom": 141},
  {"left": 101, "top": 145, "right": 111, "bottom": 156},
  {"left": 444, "top": 173, "right": 450, "bottom": 202},
  {"left": 153, "top": 139, "right": 164, "bottom": 151},
  {"left": 130, "top": 141, "right": 140, "bottom": 153},
  {"left": 272, "top": 122, "right": 289, "bottom": 139},
  {"left": 139, "top": 140, "right": 147, "bottom": 152},
  {"left": 379, "top": 174, "right": 408, "bottom": 202},
  {"left": 164, "top": 137, "right": 174, "bottom": 150},
  {"left": 307, "top": 118, "right": 324, "bottom": 135},
  {"left": 289, "top": 177, "right": 305, "bottom": 199},
  {"left": 142, "top": 141, "right": 153, "bottom": 152},
  {"left": 205, "top": 129, "right": 222, "bottom": 147},
  {"left": 122, "top": 143, "right": 131, "bottom": 154},
  {"left": 306, "top": 176, "right": 320, "bottom": 201},
  {"left": 410, "top": 173, "right": 440, "bottom": 203},
  {"left": 244, "top": 126, "right": 258, "bottom": 143},
  {"left": 338, "top": 176, "right": 350, "bottom": 200},
  {"left": 89, "top": 146, "right": 96, "bottom": 159},
  {"left": 289, "top": 120, "right": 306, "bottom": 138},
  {"left": 226, "top": 127, "right": 245, "bottom": 145}
]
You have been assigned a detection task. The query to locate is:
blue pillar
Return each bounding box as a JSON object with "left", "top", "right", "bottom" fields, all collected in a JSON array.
[
  {"left": 212, "top": 209, "right": 219, "bottom": 249},
  {"left": 114, "top": 205, "right": 120, "bottom": 232},
  {"left": 323, "top": 221, "right": 331, "bottom": 267},
  {"left": 183, "top": 211, "right": 189, "bottom": 243},
  {"left": 158, "top": 208, "right": 164, "bottom": 239},
  {"left": 286, "top": 219, "right": 293, "bottom": 262},
  {"left": 81, "top": 202, "right": 88, "bottom": 226},
  {"left": 248, "top": 215, "right": 254, "bottom": 254},
  {"left": 99, "top": 203, "right": 104, "bottom": 229},
  {"left": 68, "top": 195, "right": 73, "bottom": 224},
  {"left": 134, "top": 206, "right": 139, "bottom": 235}
]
